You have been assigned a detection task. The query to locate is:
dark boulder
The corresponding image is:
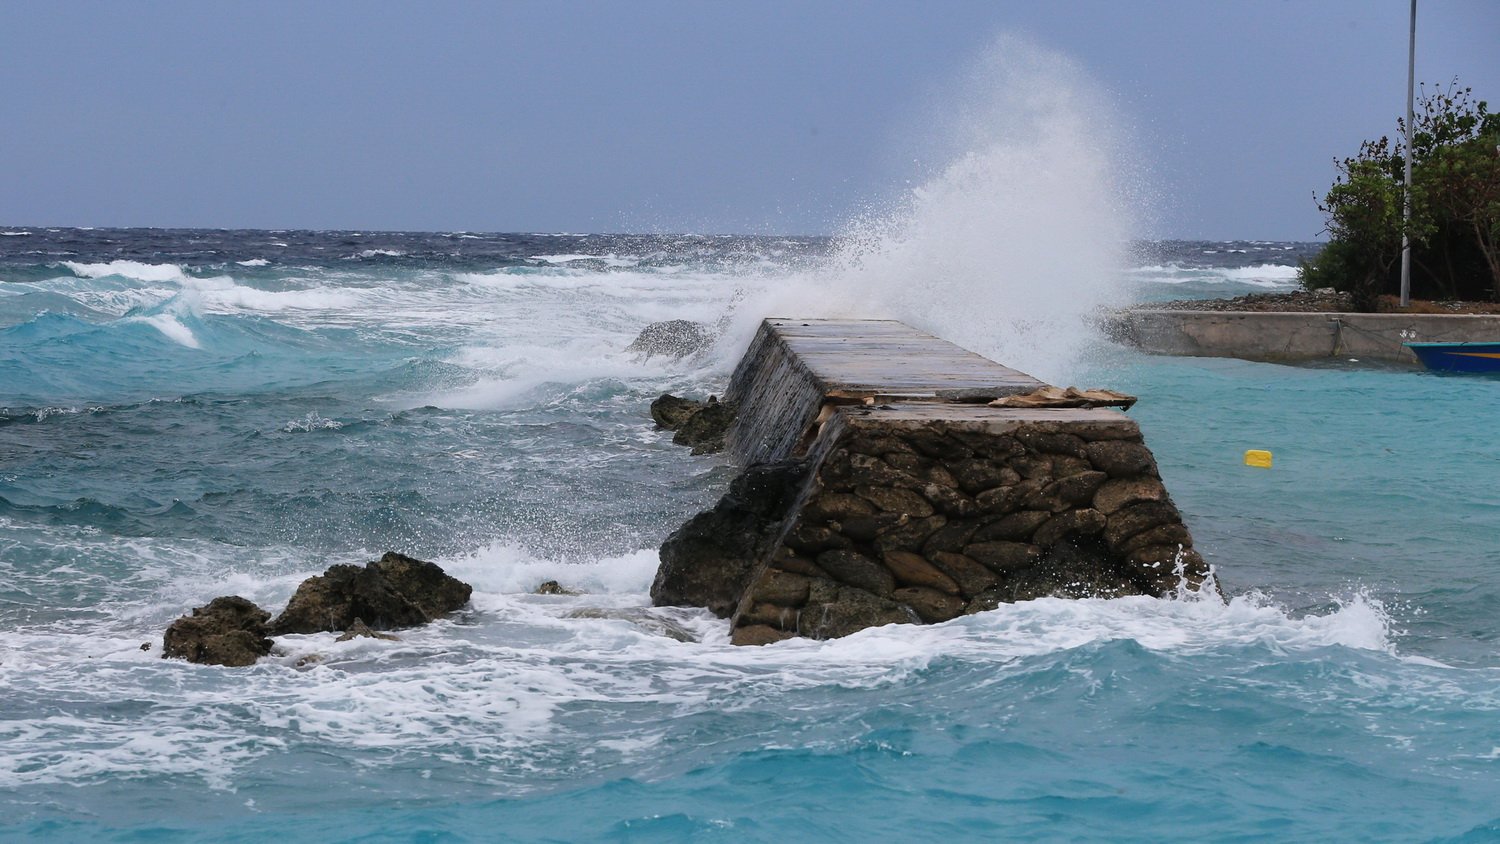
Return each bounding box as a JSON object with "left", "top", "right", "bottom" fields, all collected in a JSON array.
[
  {"left": 672, "top": 396, "right": 736, "bottom": 455},
  {"left": 626, "top": 320, "right": 714, "bottom": 360},
  {"left": 336, "top": 618, "right": 400, "bottom": 642},
  {"left": 650, "top": 394, "right": 705, "bottom": 429},
  {"left": 270, "top": 551, "right": 472, "bottom": 635},
  {"left": 731, "top": 624, "right": 796, "bottom": 646},
  {"left": 649, "top": 393, "right": 738, "bottom": 455},
  {"left": 162, "top": 596, "right": 274, "bottom": 667},
  {"left": 652, "top": 459, "right": 811, "bottom": 617}
]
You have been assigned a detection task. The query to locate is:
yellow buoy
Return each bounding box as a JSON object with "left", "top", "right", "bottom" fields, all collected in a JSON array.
[{"left": 1244, "top": 449, "right": 1273, "bottom": 469}]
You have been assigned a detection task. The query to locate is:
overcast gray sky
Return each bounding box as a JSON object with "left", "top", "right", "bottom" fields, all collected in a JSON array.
[{"left": 2, "top": 1, "right": 1496, "bottom": 239}]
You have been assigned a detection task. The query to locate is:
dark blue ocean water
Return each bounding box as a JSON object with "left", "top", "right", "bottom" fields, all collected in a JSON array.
[{"left": 2, "top": 229, "right": 1497, "bottom": 842}]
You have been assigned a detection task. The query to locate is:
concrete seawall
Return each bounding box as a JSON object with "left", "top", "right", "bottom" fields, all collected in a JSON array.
[
  {"left": 1113, "top": 309, "right": 1500, "bottom": 365},
  {"left": 652, "top": 318, "right": 1210, "bottom": 645}
]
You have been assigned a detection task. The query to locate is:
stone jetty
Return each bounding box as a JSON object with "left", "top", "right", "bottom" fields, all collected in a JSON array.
[{"left": 650, "top": 319, "right": 1210, "bottom": 645}]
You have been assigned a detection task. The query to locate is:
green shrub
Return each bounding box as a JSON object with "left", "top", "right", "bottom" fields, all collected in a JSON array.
[{"left": 1300, "top": 83, "right": 1500, "bottom": 308}]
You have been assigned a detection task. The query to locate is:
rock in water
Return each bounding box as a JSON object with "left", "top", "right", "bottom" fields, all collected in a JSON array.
[
  {"left": 650, "top": 394, "right": 737, "bottom": 455},
  {"left": 162, "top": 596, "right": 274, "bottom": 667},
  {"left": 652, "top": 459, "right": 811, "bottom": 617},
  {"left": 534, "top": 580, "right": 581, "bottom": 596},
  {"left": 335, "top": 618, "right": 400, "bottom": 642},
  {"left": 650, "top": 394, "right": 705, "bottom": 429},
  {"left": 672, "top": 396, "right": 736, "bottom": 455},
  {"left": 625, "top": 319, "right": 713, "bottom": 360},
  {"left": 270, "top": 551, "right": 472, "bottom": 635},
  {"left": 565, "top": 607, "right": 699, "bottom": 643}
]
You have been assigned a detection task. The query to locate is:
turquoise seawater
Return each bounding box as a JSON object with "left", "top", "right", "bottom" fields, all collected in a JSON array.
[{"left": 2, "top": 232, "right": 1498, "bottom": 842}]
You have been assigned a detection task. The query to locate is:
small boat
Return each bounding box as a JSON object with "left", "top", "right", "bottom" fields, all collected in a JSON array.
[{"left": 1404, "top": 341, "right": 1500, "bottom": 373}]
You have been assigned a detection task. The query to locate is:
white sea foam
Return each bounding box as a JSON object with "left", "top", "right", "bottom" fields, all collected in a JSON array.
[
  {"left": 533, "top": 253, "right": 640, "bottom": 268},
  {"left": 427, "top": 340, "right": 684, "bottom": 409},
  {"left": 0, "top": 537, "right": 1439, "bottom": 794},
  {"left": 0, "top": 516, "right": 1464, "bottom": 799},
  {"left": 280, "top": 413, "right": 343, "bottom": 432},
  {"left": 125, "top": 313, "right": 201, "bottom": 348},
  {"left": 62, "top": 260, "right": 190, "bottom": 283},
  {"left": 355, "top": 249, "right": 405, "bottom": 258},
  {"left": 236, "top": 258, "right": 271, "bottom": 267},
  {"left": 1221, "top": 263, "right": 1300, "bottom": 282},
  {"left": 1, "top": 230, "right": 31, "bottom": 236},
  {"left": 31, "top": 406, "right": 83, "bottom": 421},
  {"left": 443, "top": 543, "right": 663, "bottom": 596},
  {"left": 1127, "top": 262, "right": 1301, "bottom": 289},
  {"left": 379, "top": 268, "right": 732, "bottom": 407},
  {"left": 19, "top": 279, "right": 176, "bottom": 316},
  {"left": 195, "top": 283, "right": 362, "bottom": 312}
]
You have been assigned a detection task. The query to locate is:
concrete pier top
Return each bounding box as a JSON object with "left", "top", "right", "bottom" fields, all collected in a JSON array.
[
  {"left": 724, "top": 318, "right": 1048, "bottom": 464},
  {"left": 757, "top": 318, "right": 1045, "bottom": 400}
]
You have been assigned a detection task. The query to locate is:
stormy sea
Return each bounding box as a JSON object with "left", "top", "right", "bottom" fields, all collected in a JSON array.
[{"left": 2, "top": 222, "right": 1498, "bottom": 842}]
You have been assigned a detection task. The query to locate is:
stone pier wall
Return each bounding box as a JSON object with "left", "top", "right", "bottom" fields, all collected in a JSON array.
[
  {"left": 727, "top": 405, "right": 1206, "bottom": 644},
  {"left": 651, "top": 319, "right": 1209, "bottom": 645},
  {"left": 1112, "top": 309, "right": 1500, "bottom": 364}
]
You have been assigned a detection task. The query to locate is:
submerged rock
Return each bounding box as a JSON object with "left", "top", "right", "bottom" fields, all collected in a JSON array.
[
  {"left": 335, "top": 618, "right": 401, "bottom": 642},
  {"left": 672, "top": 396, "right": 736, "bottom": 455},
  {"left": 650, "top": 394, "right": 704, "bottom": 429},
  {"left": 534, "top": 580, "right": 581, "bottom": 596},
  {"left": 162, "top": 596, "right": 274, "bottom": 667},
  {"left": 626, "top": 319, "right": 714, "bottom": 360},
  {"left": 652, "top": 458, "right": 811, "bottom": 617},
  {"left": 565, "top": 607, "right": 698, "bottom": 643},
  {"left": 270, "top": 551, "right": 472, "bottom": 635},
  {"left": 731, "top": 624, "right": 795, "bottom": 646},
  {"left": 650, "top": 394, "right": 738, "bottom": 455}
]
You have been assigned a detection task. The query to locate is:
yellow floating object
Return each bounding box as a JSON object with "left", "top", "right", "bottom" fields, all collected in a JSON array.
[{"left": 1243, "top": 449, "right": 1273, "bottom": 469}]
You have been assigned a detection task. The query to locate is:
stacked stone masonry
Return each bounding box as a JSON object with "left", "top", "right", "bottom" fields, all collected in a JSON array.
[{"left": 727, "top": 406, "right": 1207, "bottom": 645}]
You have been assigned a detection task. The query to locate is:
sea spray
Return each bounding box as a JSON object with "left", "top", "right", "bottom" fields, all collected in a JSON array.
[{"left": 727, "top": 35, "right": 1139, "bottom": 384}]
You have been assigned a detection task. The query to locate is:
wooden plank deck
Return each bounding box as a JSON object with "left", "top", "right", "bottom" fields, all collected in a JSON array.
[
  {"left": 723, "top": 318, "right": 1051, "bottom": 464},
  {"left": 763, "top": 318, "right": 1045, "bottom": 400}
]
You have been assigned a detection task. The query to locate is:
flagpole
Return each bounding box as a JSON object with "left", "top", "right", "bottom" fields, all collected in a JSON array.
[{"left": 1400, "top": 0, "right": 1416, "bottom": 308}]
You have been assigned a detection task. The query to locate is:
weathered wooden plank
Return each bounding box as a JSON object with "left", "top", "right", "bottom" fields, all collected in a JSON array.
[
  {"left": 766, "top": 318, "right": 1043, "bottom": 399},
  {"left": 723, "top": 318, "right": 1048, "bottom": 464}
]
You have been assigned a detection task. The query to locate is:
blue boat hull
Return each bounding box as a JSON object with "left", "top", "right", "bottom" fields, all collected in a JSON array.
[{"left": 1405, "top": 342, "right": 1500, "bottom": 373}]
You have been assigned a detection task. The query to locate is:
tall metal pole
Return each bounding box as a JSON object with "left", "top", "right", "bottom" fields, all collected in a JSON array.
[{"left": 1400, "top": 0, "right": 1416, "bottom": 307}]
